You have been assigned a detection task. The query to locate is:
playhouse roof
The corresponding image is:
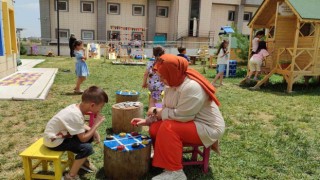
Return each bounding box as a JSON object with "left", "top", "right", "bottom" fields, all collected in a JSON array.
[
  {"left": 249, "top": 0, "right": 320, "bottom": 27},
  {"left": 287, "top": 0, "right": 320, "bottom": 20}
]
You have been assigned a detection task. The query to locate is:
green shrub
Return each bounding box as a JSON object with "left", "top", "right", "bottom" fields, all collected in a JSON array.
[
  {"left": 236, "top": 67, "right": 247, "bottom": 78},
  {"left": 233, "top": 28, "right": 249, "bottom": 62},
  {"left": 20, "top": 43, "right": 27, "bottom": 55}
]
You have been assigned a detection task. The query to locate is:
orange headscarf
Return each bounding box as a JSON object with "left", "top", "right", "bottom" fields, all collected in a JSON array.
[{"left": 153, "top": 54, "right": 220, "bottom": 106}]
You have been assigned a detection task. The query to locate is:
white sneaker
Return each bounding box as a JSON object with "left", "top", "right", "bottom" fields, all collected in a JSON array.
[{"left": 152, "top": 169, "right": 187, "bottom": 180}]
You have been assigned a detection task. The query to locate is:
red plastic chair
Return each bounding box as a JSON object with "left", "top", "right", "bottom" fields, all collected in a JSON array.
[{"left": 182, "top": 144, "right": 210, "bottom": 173}]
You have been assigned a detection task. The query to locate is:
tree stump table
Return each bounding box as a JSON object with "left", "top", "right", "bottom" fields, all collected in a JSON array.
[
  {"left": 104, "top": 133, "right": 151, "bottom": 180},
  {"left": 116, "top": 90, "right": 139, "bottom": 103},
  {"left": 112, "top": 102, "right": 143, "bottom": 133}
]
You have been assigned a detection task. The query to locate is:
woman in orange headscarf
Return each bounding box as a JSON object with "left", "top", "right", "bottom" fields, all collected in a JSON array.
[{"left": 132, "top": 54, "right": 225, "bottom": 180}]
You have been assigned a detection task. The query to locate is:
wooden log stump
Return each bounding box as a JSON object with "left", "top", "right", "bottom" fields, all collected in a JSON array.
[
  {"left": 104, "top": 141, "right": 151, "bottom": 180},
  {"left": 112, "top": 102, "right": 143, "bottom": 133},
  {"left": 116, "top": 90, "right": 139, "bottom": 103}
]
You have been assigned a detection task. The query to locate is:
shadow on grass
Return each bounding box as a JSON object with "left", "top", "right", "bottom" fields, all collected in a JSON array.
[
  {"left": 239, "top": 81, "right": 320, "bottom": 96},
  {"left": 62, "top": 92, "right": 83, "bottom": 96}
]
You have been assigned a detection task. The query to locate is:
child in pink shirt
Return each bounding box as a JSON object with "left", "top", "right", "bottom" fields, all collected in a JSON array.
[{"left": 247, "top": 41, "right": 269, "bottom": 81}]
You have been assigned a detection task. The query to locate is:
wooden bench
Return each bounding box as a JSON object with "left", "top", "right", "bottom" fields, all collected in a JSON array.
[{"left": 20, "top": 138, "right": 74, "bottom": 180}]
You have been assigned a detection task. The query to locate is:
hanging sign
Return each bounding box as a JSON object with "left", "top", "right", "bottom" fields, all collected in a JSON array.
[{"left": 278, "top": 2, "right": 294, "bottom": 16}]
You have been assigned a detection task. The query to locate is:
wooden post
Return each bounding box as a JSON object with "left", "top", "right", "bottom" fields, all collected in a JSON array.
[
  {"left": 112, "top": 103, "right": 143, "bottom": 133},
  {"left": 272, "top": 1, "right": 280, "bottom": 68},
  {"left": 104, "top": 144, "right": 151, "bottom": 180},
  {"left": 312, "top": 24, "right": 320, "bottom": 72}
]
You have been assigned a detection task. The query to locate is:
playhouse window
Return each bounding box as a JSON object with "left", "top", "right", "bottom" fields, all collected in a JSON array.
[
  {"left": 108, "top": 3, "right": 120, "bottom": 15},
  {"left": 55, "top": 0, "right": 68, "bottom": 11},
  {"left": 107, "top": 31, "right": 120, "bottom": 41},
  {"left": 157, "top": 6, "right": 169, "bottom": 17},
  {"left": 228, "top": 11, "right": 235, "bottom": 21},
  {"left": 243, "top": 12, "right": 252, "bottom": 21},
  {"left": 81, "top": 2, "right": 94, "bottom": 13},
  {"left": 81, "top": 30, "right": 94, "bottom": 40},
  {"left": 132, "top": 5, "right": 144, "bottom": 16},
  {"left": 300, "top": 23, "right": 314, "bottom": 37}
]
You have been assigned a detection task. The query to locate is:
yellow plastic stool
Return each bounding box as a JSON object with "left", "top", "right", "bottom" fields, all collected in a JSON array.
[{"left": 20, "top": 138, "right": 74, "bottom": 180}]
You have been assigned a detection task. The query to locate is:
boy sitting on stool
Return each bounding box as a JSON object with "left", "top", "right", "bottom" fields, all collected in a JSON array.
[{"left": 43, "top": 86, "right": 108, "bottom": 180}]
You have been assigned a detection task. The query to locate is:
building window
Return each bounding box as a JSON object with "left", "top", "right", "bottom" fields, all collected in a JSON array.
[
  {"left": 81, "top": 30, "right": 94, "bottom": 40},
  {"left": 228, "top": 11, "right": 235, "bottom": 21},
  {"left": 157, "top": 6, "right": 168, "bottom": 17},
  {"left": 132, "top": 5, "right": 144, "bottom": 16},
  {"left": 132, "top": 32, "right": 143, "bottom": 40},
  {"left": 243, "top": 12, "right": 252, "bottom": 21},
  {"left": 55, "top": 0, "right": 68, "bottom": 11},
  {"left": 107, "top": 31, "right": 120, "bottom": 41},
  {"left": 81, "top": 1, "right": 94, "bottom": 13},
  {"left": 107, "top": 3, "right": 120, "bottom": 15},
  {"left": 155, "top": 33, "right": 167, "bottom": 40},
  {"left": 56, "top": 29, "right": 70, "bottom": 39}
]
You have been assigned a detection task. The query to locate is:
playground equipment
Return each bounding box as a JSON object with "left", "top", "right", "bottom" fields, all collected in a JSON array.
[
  {"left": 242, "top": 0, "right": 320, "bottom": 92},
  {"left": 86, "top": 43, "right": 101, "bottom": 59}
]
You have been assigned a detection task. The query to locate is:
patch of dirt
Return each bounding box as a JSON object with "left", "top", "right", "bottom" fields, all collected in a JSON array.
[
  {"left": 228, "top": 133, "right": 240, "bottom": 140},
  {"left": 257, "top": 112, "right": 275, "bottom": 123}
]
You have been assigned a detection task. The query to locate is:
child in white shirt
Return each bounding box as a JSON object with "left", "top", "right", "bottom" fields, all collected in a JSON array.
[
  {"left": 212, "top": 40, "right": 229, "bottom": 86},
  {"left": 252, "top": 31, "right": 265, "bottom": 55}
]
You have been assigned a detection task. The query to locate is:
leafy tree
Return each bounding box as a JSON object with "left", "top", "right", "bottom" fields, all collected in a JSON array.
[
  {"left": 232, "top": 27, "right": 249, "bottom": 62},
  {"left": 20, "top": 43, "right": 27, "bottom": 55}
]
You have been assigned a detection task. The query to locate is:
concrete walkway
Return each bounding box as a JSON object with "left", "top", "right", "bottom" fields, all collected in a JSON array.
[{"left": 0, "top": 59, "right": 58, "bottom": 100}]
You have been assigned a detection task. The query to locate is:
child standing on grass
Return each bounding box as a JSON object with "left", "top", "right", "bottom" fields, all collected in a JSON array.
[
  {"left": 252, "top": 31, "right": 265, "bottom": 55},
  {"left": 177, "top": 47, "right": 190, "bottom": 62},
  {"left": 43, "top": 86, "right": 108, "bottom": 180},
  {"left": 247, "top": 41, "right": 270, "bottom": 81},
  {"left": 74, "top": 40, "right": 88, "bottom": 94},
  {"left": 142, "top": 46, "right": 165, "bottom": 108},
  {"left": 212, "top": 40, "right": 229, "bottom": 87}
]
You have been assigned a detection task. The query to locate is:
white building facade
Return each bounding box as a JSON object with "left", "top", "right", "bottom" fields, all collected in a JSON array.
[{"left": 40, "top": 0, "right": 262, "bottom": 45}]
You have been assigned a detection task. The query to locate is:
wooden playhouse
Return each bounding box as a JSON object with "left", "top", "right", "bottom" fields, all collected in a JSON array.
[{"left": 243, "top": 0, "right": 320, "bottom": 92}]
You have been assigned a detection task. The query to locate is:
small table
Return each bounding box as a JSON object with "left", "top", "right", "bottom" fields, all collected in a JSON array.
[{"left": 104, "top": 133, "right": 152, "bottom": 180}]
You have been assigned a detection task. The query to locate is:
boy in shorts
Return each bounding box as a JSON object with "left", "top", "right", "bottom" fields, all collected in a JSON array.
[{"left": 43, "top": 86, "right": 108, "bottom": 180}]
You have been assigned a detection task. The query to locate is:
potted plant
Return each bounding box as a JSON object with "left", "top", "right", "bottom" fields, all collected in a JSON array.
[{"left": 279, "top": 59, "right": 291, "bottom": 69}]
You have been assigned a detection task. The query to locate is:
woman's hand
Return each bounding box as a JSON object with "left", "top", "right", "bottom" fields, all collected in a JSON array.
[
  {"left": 131, "top": 118, "right": 148, "bottom": 126},
  {"left": 147, "top": 107, "right": 162, "bottom": 119}
]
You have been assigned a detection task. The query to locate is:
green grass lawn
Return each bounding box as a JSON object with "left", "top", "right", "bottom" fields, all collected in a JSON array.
[{"left": 0, "top": 56, "right": 320, "bottom": 179}]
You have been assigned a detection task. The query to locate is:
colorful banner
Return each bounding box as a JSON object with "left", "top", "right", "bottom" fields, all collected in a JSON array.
[{"left": 110, "top": 26, "right": 145, "bottom": 32}]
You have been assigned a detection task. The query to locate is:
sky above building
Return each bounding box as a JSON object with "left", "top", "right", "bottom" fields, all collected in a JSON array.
[{"left": 15, "top": 0, "right": 40, "bottom": 38}]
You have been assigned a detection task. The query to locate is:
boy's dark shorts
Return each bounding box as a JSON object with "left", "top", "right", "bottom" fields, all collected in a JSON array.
[{"left": 49, "top": 135, "right": 94, "bottom": 159}]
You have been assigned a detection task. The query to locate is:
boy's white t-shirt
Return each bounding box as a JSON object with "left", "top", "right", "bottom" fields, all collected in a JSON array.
[
  {"left": 252, "top": 37, "right": 259, "bottom": 52},
  {"left": 217, "top": 49, "right": 228, "bottom": 65},
  {"left": 43, "top": 104, "right": 85, "bottom": 148}
]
